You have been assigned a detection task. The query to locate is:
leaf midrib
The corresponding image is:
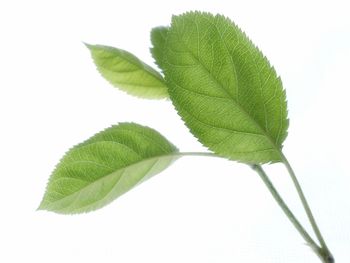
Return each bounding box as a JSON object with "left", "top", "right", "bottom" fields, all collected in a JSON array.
[
  {"left": 62, "top": 158, "right": 160, "bottom": 213},
  {"left": 91, "top": 44, "right": 166, "bottom": 85},
  {"left": 113, "top": 48, "right": 165, "bottom": 84},
  {"left": 42, "top": 152, "right": 180, "bottom": 211},
  {"left": 97, "top": 61, "right": 166, "bottom": 88}
]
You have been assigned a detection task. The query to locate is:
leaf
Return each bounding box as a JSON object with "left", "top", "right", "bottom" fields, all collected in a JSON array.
[
  {"left": 39, "top": 123, "right": 178, "bottom": 214},
  {"left": 86, "top": 43, "right": 168, "bottom": 99},
  {"left": 150, "top": 26, "right": 169, "bottom": 69},
  {"left": 162, "top": 12, "right": 289, "bottom": 164}
]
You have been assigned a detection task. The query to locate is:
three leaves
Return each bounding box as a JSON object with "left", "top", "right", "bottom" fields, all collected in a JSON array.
[{"left": 40, "top": 11, "right": 288, "bottom": 214}]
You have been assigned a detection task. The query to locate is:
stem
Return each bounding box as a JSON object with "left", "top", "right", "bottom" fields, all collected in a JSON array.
[
  {"left": 280, "top": 154, "right": 333, "bottom": 262},
  {"left": 250, "top": 164, "right": 320, "bottom": 252},
  {"left": 179, "top": 152, "right": 218, "bottom": 158},
  {"left": 179, "top": 151, "right": 334, "bottom": 262}
]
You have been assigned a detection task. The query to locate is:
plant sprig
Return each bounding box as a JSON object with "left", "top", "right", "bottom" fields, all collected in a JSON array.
[{"left": 39, "top": 11, "right": 334, "bottom": 263}]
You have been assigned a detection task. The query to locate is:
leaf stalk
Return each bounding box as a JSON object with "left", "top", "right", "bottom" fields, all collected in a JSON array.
[
  {"left": 250, "top": 164, "right": 320, "bottom": 251},
  {"left": 179, "top": 152, "right": 334, "bottom": 262},
  {"left": 280, "top": 154, "right": 333, "bottom": 262}
]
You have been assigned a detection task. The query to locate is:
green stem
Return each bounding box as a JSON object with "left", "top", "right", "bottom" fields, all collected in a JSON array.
[
  {"left": 179, "top": 152, "right": 218, "bottom": 158},
  {"left": 180, "top": 151, "right": 334, "bottom": 262},
  {"left": 250, "top": 164, "right": 320, "bottom": 252},
  {"left": 280, "top": 154, "right": 333, "bottom": 262}
]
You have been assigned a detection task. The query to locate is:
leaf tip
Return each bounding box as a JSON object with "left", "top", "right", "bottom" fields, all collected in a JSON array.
[
  {"left": 83, "top": 42, "right": 93, "bottom": 50},
  {"left": 36, "top": 200, "right": 47, "bottom": 212}
]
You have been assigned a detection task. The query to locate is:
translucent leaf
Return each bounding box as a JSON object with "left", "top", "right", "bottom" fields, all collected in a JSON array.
[
  {"left": 86, "top": 44, "right": 168, "bottom": 99},
  {"left": 150, "top": 26, "right": 169, "bottom": 69},
  {"left": 162, "top": 12, "right": 288, "bottom": 164},
  {"left": 39, "top": 123, "right": 178, "bottom": 214}
]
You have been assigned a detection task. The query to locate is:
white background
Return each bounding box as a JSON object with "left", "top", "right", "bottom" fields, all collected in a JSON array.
[{"left": 0, "top": 0, "right": 349, "bottom": 262}]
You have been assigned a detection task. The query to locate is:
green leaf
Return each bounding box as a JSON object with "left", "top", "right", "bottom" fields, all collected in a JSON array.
[
  {"left": 150, "top": 26, "right": 169, "bottom": 69},
  {"left": 39, "top": 123, "right": 178, "bottom": 214},
  {"left": 162, "top": 12, "right": 289, "bottom": 164},
  {"left": 86, "top": 44, "right": 168, "bottom": 99}
]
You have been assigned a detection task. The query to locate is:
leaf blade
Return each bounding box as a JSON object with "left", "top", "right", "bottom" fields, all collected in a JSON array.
[
  {"left": 86, "top": 44, "right": 169, "bottom": 99},
  {"left": 150, "top": 26, "right": 169, "bottom": 69},
  {"left": 39, "top": 123, "right": 178, "bottom": 214},
  {"left": 163, "top": 12, "right": 288, "bottom": 164}
]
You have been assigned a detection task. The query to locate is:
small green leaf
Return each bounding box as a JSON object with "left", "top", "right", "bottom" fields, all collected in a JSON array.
[
  {"left": 150, "top": 26, "right": 169, "bottom": 69},
  {"left": 162, "top": 12, "right": 288, "bottom": 164},
  {"left": 86, "top": 44, "right": 168, "bottom": 99},
  {"left": 39, "top": 123, "right": 178, "bottom": 214}
]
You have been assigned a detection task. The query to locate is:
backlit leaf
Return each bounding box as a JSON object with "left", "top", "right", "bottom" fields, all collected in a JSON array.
[
  {"left": 151, "top": 26, "right": 169, "bottom": 70},
  {"left": 86, "top": 44, "right": 168, "bottom": 99},
  {"left": 39, "top": 123, "right": 178, "bottom": 214},
  {"left": 162, "top": 12, "right": 288, "bottom": 164}
]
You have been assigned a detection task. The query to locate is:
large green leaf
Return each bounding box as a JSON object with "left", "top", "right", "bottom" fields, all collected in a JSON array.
[
  {"left": 162, "top": 12, "right": 289, "bottom": 164},
  {"left": 86, "top": 44, "right": 168, "bottom": 99},
  {"left": 39, "top": 123, "right": 178, "bottom": 214}
]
